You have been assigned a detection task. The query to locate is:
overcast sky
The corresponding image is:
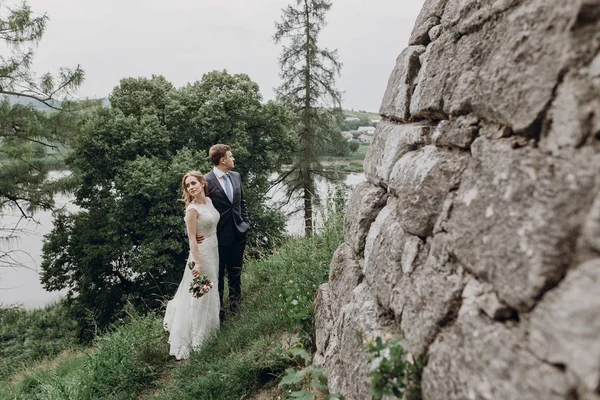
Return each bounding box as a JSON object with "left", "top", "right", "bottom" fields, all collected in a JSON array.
[{"left": 24, "top": 0, "right": 425, "bottom": 112}]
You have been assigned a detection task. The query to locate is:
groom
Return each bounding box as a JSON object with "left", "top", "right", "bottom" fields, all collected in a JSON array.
[{"left": 204, "top": 144, "right": 250, "bottom": 321}]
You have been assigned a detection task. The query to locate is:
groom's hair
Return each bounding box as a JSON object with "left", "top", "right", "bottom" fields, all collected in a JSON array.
[{"left": 209, "top": 144, "right": 231, "bottom": 166}]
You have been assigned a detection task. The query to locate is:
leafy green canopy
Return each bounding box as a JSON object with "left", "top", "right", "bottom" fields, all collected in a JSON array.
[{"left": 41, "top": 72, "right": 297, "bottom": 339}]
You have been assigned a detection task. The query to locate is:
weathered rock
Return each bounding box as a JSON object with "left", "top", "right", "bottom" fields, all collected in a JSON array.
[
  {"left": 529, "top": 259, "right": 600, "bottom": 392},
  {"left": 328, "top": 243, "right": 362, "bottom": 318},
  {"left": 409, "top": 34, "right": 451, "bottom": 120},
  {"left": 315, "top": 0, "right": 600, "bottom": 397},
  {"left": 422, "top": 283, "right": 572, "bottom": 400},
  {"left": 590, "top": 52, "right": 600, "bottom": 89},
  {"left": 399, "top": 234, "right": 464, "bottom": 356},
  {"left": 412, "top": 1, "right": 580, "bottom": 132},
  {"left": 409, "top": 0, "right": 447, "bottom": 45},
  {"left": 577, "top": 387, "right": 600, "bottom": 400},
  {"left": 324, "top": 283, "right": 388, "bottom": 399},
  {"left": 313, "top": 283, "right": 334, "bottom": 367},
  {"left": 458, "top": 270, "right": 513, "bottom": 322},
  {"left": 582, "top": 193, "right": 600, "bottom": 254},
  {"left": 344, "top": 182, "right": 387, "bottom": 257},
  {"left": 540, "top": 71, "right": 595, "bottom": 154},
  {"left": 475, "top": 288, "right": 513, "bottom": 321},
  {"left": 479, "top": 122, "right": 511, "bottom": 140},
  {"left": 363, "top": 204, "right": 409, "bottom": 311},
  {"left": 388, "top": 145, "right": 469, "bottom": 237},
  {"left": 431, "top": 115, "right": 479, "bottom": 149},
  {"left": 578, "top": 0, "right": 600, "bottom": 24},
  {"left": 441, "top": 0, "right": 521, "bottom": 33},
  {"left": 363, "top": 120, "right": 431, "bottom": 187},
  {"left": 379, "top": 46, "right": 426, "bottom": 122},
  {"left": 428, "top": 24, "right": 442, "bottom": 41},
  {"left": 447, "top": 136, "right": 598, "bottom": 311},
  {"left": 401, "top": 234, "right": 425, "bottom": 275}
]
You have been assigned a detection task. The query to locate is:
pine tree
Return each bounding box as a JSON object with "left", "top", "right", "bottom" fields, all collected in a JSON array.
[
  {"left": 0, "top": 1, "right": 84, "bottom": 268},
  {"left": 274, "top": 0, "right": 342, "bottom": 235}
]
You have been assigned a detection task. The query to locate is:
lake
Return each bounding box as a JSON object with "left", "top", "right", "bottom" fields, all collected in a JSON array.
[{"left": 0, "top": 172, "right": 364, "bottom": 308}]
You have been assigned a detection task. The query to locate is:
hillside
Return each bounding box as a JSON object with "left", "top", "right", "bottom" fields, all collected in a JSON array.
[{"left": 0, "top": 213, "right": 345, "bottom": 399}]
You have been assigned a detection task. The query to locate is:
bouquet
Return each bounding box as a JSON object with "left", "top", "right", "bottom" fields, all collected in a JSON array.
[{"left": 188, "top": 261, "right": 214, "bottom": 299}]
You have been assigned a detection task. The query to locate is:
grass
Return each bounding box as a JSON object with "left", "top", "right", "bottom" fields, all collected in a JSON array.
[
  {"left": 0, "top": 211, "right": 345, "bottom": 400},
  {"left": 0, "top": 301, "right": 80, "bottom": 382},
  {"left": 320, "top": 143, "right": 371, "bottom": 173},
  {"left": 343, "top": 109, "right": 380, "bottom": 121},
  {"left": 0, "top": 313, "right": 170, "bottom": 399},
  {"left": 154, "top": 211, "right": 344, "bottom": 399}
]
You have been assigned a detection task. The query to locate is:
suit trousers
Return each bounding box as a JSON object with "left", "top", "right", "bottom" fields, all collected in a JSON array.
[{"left": 218, "top": 232, "right": 247, "bottom": 317}]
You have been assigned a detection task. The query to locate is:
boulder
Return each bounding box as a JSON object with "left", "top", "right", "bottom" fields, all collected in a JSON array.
[
  {"left": 399, "top": 234, "right": 465, "bottom": 356},
  {"left": 324, "top": 283, "right": 389, "bottom": 399},
  {"left": 363, "top": 120, "right": 431, "bottom": 188},
  {"left": 412, "top": 0, "right": 581, "bottom": 132},
  {"left": 379, "top": 45, "right": 426, "bottom": 122},
  {"left": 388, "top": 145, "right": 469, "bottom": 237},
  {"left": 431, "top": 115, "right": 479, "bottom": 149},
  {"left": 447, "top": 136, "right": 598, "bottom": 311},
  {"left": 529, "top": 259, "right": 600, "bottom": 392},
  {"left": 422, "top": 279, "right": 571, "bottom": 400},
  {"left": 409, "top": 0, "right": 448, "bottom": 45},
  {"left": 328, "top": 243, "right": 363, "bottom": 318},
  {"left": 344, "top": 182, "right": 387, "bottom": 257}
]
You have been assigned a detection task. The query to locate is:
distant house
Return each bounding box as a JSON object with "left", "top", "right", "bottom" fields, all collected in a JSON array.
[
  {"left": 358, "top": 134, "right": 373, "bottom": 143},
  {"left": 341, "top": 131, "right": 353, "bottom": 139},
  {"left": 344, "top": 116, "right": 360, "bottom": 122},
  {"left": 357, "top": 126, "right": 376, "bottom": 134}
]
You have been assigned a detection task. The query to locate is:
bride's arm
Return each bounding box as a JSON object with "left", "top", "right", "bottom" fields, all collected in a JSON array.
[{"left": 185, "top": 208, "right": 202, "bottom": 275}]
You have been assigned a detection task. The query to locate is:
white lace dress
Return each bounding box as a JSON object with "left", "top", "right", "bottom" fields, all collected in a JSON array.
[{"left": 163, "top": 199, "right": 220, "bottom": 360}]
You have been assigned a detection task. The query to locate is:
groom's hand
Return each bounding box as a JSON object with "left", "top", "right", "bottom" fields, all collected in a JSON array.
[{"left": 196, "top": 234, "right": 205, "bottom": 244}]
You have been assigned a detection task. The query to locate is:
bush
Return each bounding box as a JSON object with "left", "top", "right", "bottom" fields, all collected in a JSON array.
[
  {"left": 3, "top": 312, "right": 170, "bottom": 399},
  {"left": 365, "top": 336, "right": 424, "bottom": 400},
  {"left": 0, "top": 301, "right": 79, "bottom": 382}
]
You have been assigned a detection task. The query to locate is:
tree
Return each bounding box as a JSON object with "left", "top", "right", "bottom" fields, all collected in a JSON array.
[
  {"left": 41, "top": 72, "right": 296, "bottom": 339},
  {"left": 0, "top": 2, "right": 84, "bottom": 108},
  {"left": 0, "top": 1, "right": 85, "bottom": 269},
  {"left": 274, "top": 0, "right": 342, "bottom": 235},
  {"left": 348, "top": 140, "right": 360, "bottom": 153}
]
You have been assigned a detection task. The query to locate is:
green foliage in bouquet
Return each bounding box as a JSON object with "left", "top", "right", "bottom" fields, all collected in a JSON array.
[{"left": 187, "top": 261, "right": 214, "bottom": 298}]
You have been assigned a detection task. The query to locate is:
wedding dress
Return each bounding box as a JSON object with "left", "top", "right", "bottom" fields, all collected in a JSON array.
[{"left": 163, "top": 199, "right": 220, "bottom": 360}]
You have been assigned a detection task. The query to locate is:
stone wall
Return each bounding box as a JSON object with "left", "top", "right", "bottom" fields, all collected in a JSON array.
[{"left": 314, "top": 1, "right": 600, "bottom": 399}]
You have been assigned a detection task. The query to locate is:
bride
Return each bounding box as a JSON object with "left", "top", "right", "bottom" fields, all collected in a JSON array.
[{"left": 163, "top": 170, "right": 220, "bottom": 360}]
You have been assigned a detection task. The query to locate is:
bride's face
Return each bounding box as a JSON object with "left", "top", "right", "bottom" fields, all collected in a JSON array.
[{"left": 185, "top": 176, "right": 203, "bottom": 197}]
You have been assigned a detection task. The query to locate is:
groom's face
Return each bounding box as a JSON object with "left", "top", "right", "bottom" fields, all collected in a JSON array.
[{"left": 221, "top": 150, "right": 235, "bottom": 171}]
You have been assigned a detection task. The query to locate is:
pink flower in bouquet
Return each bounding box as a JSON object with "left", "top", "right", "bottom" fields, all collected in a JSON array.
[{"left": 188, "top": 261, "right": 214, "bottom": 298}]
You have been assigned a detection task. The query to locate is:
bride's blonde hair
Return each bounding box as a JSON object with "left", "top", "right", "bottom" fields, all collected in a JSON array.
[{"left": 181, "top": 170, "right": 208, "bottom": 207}]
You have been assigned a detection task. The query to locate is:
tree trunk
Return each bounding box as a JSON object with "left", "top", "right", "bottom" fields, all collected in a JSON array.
[{"left": 303, "top": 182, "right": 313, "bottom": 235}]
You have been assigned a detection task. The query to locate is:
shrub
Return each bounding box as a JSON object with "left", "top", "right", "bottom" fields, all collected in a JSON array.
[{"left": 365, "top": 336, "right": 424, "bottom": 400}]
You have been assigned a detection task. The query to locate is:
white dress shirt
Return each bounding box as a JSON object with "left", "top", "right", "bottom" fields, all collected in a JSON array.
[{"left": 212, "top": 167, "right": 233, "bottom": 196}]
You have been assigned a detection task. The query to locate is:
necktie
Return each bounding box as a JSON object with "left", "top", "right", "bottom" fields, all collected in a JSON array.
[{"left": 224, "top": 173, "right": 233, "bottom": 202}]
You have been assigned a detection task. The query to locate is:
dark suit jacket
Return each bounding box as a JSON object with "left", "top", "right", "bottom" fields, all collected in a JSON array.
[{"left": 205, "top": 170, "right": 250, "bottom": 246}]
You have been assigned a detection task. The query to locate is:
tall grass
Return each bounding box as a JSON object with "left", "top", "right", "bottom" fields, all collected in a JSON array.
[
  {"left": 0, "top": 301, "right": 80, "bottom": 382},
  {"left": 0, "top": 210, "right": 345, "bottom": 399},
  {"left": 1, "top": 313, "right": 170, "bottom": 399},
  {"left": 153, "top": 211, "right": 344, "bottom": 399}
]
